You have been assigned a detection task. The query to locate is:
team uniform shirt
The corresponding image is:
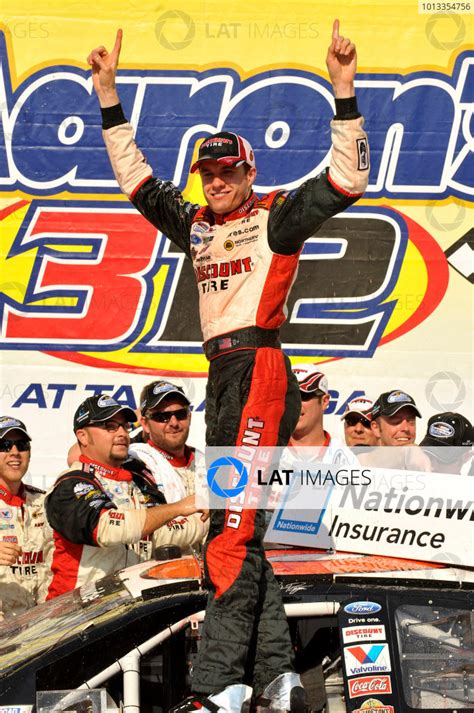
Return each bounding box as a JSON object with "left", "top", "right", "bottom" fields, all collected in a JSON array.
[
  {"left": 45, "top": 455, "right": 203, "bottom": 599},
  {"left": 0, "top": 483, "right": 52, "bottom": 616},
  {"left": 129, "top": 442, "right": 196, "bottom": 501},
  {"left": 128, "top": 442, "right": 208, "bottom": 552}
]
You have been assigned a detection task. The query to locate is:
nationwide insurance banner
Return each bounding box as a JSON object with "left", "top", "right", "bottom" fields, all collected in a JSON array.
[{"left": 0, "top": 1, "right": 472, "bottom": 486}]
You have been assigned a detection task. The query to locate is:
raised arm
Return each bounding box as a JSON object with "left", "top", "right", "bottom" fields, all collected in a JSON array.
[
  {"left": 326, "top": 19, "right": 356, "bottom": 99},
  {"left": 268, "top": 20, "right": 369, "bottom": 254},
  {"left": 87, "top": 29, "right": 123, "bottom": 108},
  {"left": 87, "top": 30, "right": 198, "bottom": 251}
]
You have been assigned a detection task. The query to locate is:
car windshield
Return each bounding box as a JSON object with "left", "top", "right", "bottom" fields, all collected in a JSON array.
[{"left": 0, "top": 577, "right": 132, "bottom": 675}]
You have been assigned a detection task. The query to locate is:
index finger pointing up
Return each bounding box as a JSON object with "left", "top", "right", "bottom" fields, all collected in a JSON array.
[
  {"left": 112, "top": 28, "right": 123, "bottom": 59},
  {"left": 332, "top": 19, "right": 340, "bottom": 40}
]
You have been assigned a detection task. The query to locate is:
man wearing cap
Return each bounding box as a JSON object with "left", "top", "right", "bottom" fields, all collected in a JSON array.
[
  {"left": 286, "top": 365, "right": 359, "bottom": 464},
  {"left": 419, "top": 412, "right": 473, "bottom": 475},
  {"left": 341, "top": 397, "right": 378, "bottom": 448},
  {"left": 290, "top": 365, "right": 331, "bottom": 448},
  {"left": 45, "top": 395, "right": 206, "bottom": 598},
  {"left": 370, "top": 390, "right": 422, "bottom": 447},
  {"left": 129, "top": 380, "right": 208, "bottom": 548},
  {"left": 0, "top": 417, "right": 52, "bottom": 617},
  {"left": 88, "top": 19, "right": 368, "bottom": 713}
]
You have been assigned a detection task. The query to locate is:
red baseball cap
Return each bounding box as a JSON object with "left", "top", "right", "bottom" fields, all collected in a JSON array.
[{"left": 191, "top": 132, "right": 256, "bottom": 173}]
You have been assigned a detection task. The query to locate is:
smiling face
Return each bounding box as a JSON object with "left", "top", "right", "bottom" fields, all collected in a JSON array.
[
  {"left": 371, "top": 406, "right": 418, "bottom": 446},
  {"left": 0, "top": 430, "right": 31, "bottom": 495},
  {"left": 141, "top": 396, "right": 191, "bottom": 458},
  {"left": 199, "top": 161, "right": 256, "bottom": 215},
  {"left": 344, "top": 414, "right": 379, "bottom": 447}
]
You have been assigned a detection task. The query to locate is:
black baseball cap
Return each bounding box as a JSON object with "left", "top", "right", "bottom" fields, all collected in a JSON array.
[
  {"left": 0, "top": 416, "right": 31, "bottom": 440},
  {"left": 372, "top": 390, "right": 422, "bottom": 419},
  {"left": 140, "top": 381, "right": 190, "bottom": 414},
  {"left": 74, "top": 395, "right": 136, "bottom": 431},
  {"left": 420, "top": 412, "right": 473, "bottom": 453},
  {"left": 191, "top": 132, "right": 256, "bottom": 173}
]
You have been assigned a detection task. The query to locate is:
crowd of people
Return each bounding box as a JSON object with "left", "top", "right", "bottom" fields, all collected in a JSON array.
[
  {"left": 1, "top": 372, "right": 471, "bottom": 620},
  {"left": 0, "top": 383, "right": 208, "bottom": 618}
]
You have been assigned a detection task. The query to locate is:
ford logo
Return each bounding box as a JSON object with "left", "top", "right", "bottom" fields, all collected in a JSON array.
[{"left": 344, "top": 601, "right": 382, "bottom": 614}]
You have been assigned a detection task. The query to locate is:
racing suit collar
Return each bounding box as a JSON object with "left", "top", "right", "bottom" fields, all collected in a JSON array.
[
  {"left": 0, "top": 483, "right": 26, "bottom": 507},
  {"left": 79, "top": 455, "right": 132, "bottom": 481},
  {"left": 146, "top": 440, "right": 194, "bottom": 468}
]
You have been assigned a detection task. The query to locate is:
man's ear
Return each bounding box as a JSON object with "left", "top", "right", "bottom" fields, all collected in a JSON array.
[
  {"left": 140, "top": 414, "right": 150, "bottom": 438},
  {"left": 322, "top": 394, "right": 330, "bottom": 412},
  {"left": 75, "top": 428, "right": 88, "bottom": 447},
  {"left": 371, "top": 419, "right": 381, "bottom": 439}
]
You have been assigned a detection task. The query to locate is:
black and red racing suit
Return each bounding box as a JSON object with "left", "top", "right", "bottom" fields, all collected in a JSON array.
[{"left": 100, "top": 97, "right": 369, "bottom": 695}]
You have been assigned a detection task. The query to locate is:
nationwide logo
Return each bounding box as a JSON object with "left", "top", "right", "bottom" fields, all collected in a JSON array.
[
  {"left": 348, "top": 675, "right": 393, "bottom": 699},
  {"left": 353, "top": 698, "right": 394, "bottom": 713},
  {"left": 342, "top": 625, "right": 386, "bottom": 644},
  {"left": 344, "top": 644, "right": 391, "bottom": 677}
]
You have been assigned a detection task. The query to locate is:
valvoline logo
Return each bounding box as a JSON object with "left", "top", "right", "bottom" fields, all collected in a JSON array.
[
  {"left": 344, "top": 601, "right": 382, "bottom": 615},
  {"left": 344, "top": 643, "right": 392, "bottom": 676},
  {"left": 348, "top": 645, "right": 385, "bottom": 665}
]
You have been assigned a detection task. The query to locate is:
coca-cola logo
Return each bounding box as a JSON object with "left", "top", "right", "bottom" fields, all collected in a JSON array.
[{"left": 349, "top": 675, "right": 393, "bottom": 699}]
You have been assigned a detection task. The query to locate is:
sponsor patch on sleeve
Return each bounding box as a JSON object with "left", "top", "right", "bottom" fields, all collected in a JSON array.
[{"left": 357, "top": 138, "right": 369, "bottom": 171}]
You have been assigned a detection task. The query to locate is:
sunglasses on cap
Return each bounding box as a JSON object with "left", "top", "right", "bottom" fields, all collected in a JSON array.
[
  {"left": 0, "top": 438, "right": 31, "bottom": 453},
  {"left": 146, "top": 407, "right": 189, "bottom": 424},
  {"left": 344, "top": 414, "right": 372, "bottom": 429}
]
